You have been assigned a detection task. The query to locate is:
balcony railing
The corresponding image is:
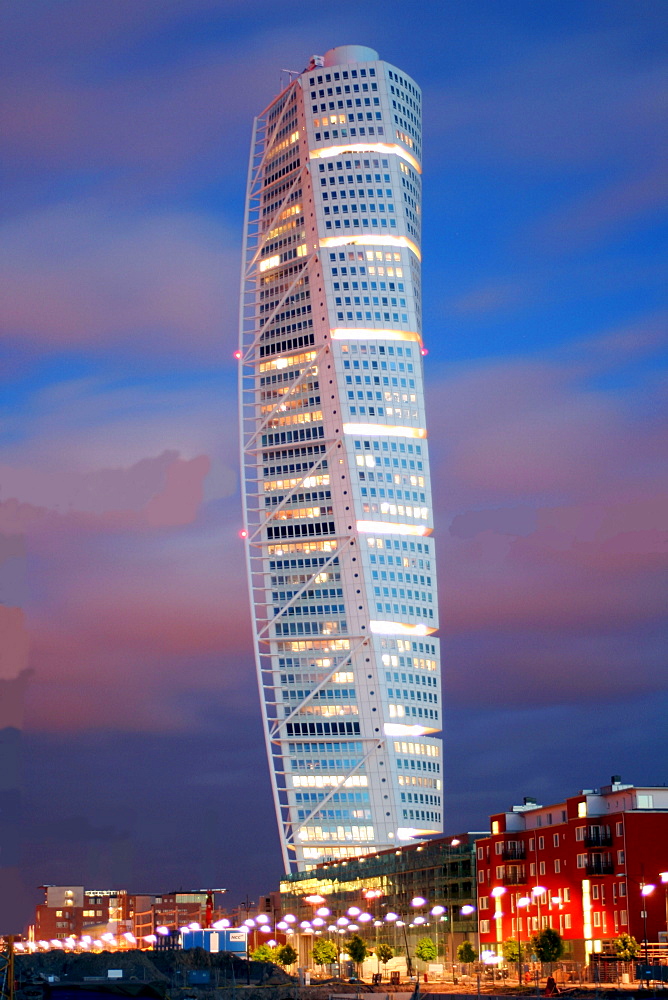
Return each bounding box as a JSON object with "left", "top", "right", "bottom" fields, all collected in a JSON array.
[
  {"left": 502, "top": 846, "right": 526, "bottom": 861},
  {"left": 503, "top": 868, "right": 527, "bottom": 886},
  {"left": 586, "top": 852, "right": 614, "bottom": 875},
  {"left": 585, "top": 831, "right": 613, "bottom": 847}
]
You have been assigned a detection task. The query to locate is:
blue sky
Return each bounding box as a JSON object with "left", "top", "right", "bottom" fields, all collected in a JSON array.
[{"left": 1, "top": 0, "right": 666, "bottom": 920}]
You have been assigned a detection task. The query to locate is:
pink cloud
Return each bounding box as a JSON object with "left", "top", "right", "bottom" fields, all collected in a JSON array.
[
  {"left": 23, "top": 507, "right": 253, "bottom": 734},
  {"left": 428, "top": 325, "right": 667, "bottom": 506},
  {"left": 0, "top": 450, "right": 210, "bottom": 528},
  {"left": 145, "top": 455, "right": 210, "bottom": 527},
  {"left": 424, "top": 327, "right": 668, "bottom": 665},
  {"left": 0, "top": 16, "right": 324, "bottom": 180},
  {"left": 441, "top": 495, "right": 667, "bottom": 631},
  {"left": 0, "top": 202, "right": 237, "bottom": 353},
  {"left": 0, "top": 445, "right": 245, "bottom": 734},
  {"left": 0, "top": 604, "right": 30, "bottom": 683}
]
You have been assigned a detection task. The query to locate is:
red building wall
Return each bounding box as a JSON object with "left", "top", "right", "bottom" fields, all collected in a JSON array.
[{"left": 476, "top": 787, "right": 668, "bottom": 962}]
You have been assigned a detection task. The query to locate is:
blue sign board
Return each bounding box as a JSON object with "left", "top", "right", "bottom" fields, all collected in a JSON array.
[{"left": 181, "top": 929, "right": 247, "bottom": 954}]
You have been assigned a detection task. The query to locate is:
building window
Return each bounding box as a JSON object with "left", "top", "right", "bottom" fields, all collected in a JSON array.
[
  {"left": 477, "top": 846, "right": 484, "bottom": 860},
  {"left": 480, "top": 920, "right": 490, "bottom": 934},
  {"left": 564, "top": 914, "right": 572, "bottom": 929},
  {"left": 592, "top": 885, "right": 599, "bottom": 900},
  {"left": 492, "top": 820, "right": 500, "bottom": 834},
  {"left": 495, "top": 842, "right": 503, "bottom": 855},
  {"left": 554, "top": 859, "right": 561, "bottom": 873},
  {"left": 578, "top": 801, "right": 587, "bottom": 817},
  {"left": 621, "top": 909, "right": 628, "bottom": 925},
  {"left": 577, "top": 854, "right": 586, "bottom": 868},
  {"left": 619, "top": 883, "right": 626, "bottom": 897},
  {"left": 576, "top": 826, "right": 585, "bottom": 841},
  {"left": 479, "top": 896, "right": 489, "bottom": 910},
  {"left": 496, "top": 866, "right": 504, "bottom": 879},
  {"left": 530, "top": 863, "right": 536, "bottom": 876},
  {"left": 564, "top": 888, "right": 570, "bottom": 902},
  {"left": 539, "top": 861, "right": 546, "bottom": 876},
  {"left": 538, "top": 836, "right": 545, "bottom": 850},
  {"left": 618, "top": 850, "right": 625, "bottom": 865},
  {"left": 478, "top": 870, "right": 485, "bottom": 883},
  {"left": 553, "top": 833, "right": 559, "bottom": 847},
  {"left": 615, "top": 821, "right": 623, "bottom": 836},
  {"left": 529, "top": 837, "right": 535, "bottom": 851}
]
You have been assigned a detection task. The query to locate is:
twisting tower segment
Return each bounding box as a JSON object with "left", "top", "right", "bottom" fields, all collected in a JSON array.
[{"left": 239, "top": 45, "right": 442, "bottom": 872}]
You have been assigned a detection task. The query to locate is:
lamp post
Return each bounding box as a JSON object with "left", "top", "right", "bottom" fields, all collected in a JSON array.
[
  {"left": 517, "top": 896, "right": 531, "bottom": 985},
  {"left": 448, "top": 839, "right": 461, "bottom": 975},
  {"left": 640, "top": 884, "right": 655, "bottom": 970},
  {"left": 431, "top": 905, "right": 445, "bottom": 970},
  {"left": 410, "top": 896, "right": 428, "bottom": 979}
]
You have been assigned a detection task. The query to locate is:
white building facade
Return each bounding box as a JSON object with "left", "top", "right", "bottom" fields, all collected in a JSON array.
[{"left": 239, "top": 45, "right": 442, "bottom": 872}]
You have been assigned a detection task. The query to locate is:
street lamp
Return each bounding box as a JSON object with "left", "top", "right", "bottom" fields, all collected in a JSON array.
[
  {"left": 640, "top": 884, "right": 655, "bottom": 969},
  {"left": 517, "top": 896, "right": 531, "bottom": 985},
  {"left": 430, "top": 905, "right": 445, "bottom": 969},
  {"left": 460, "top": 904, "right": 477, "bottom": 959},
  {"left": 385, "top": 910, "right": 413, "bottom": 978}
]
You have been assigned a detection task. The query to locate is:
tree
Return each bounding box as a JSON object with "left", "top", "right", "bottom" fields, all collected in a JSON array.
[
  {"left": 502, "top": 938, "right": 521, "bottom": 963},
  {"left": 457, "top": 941, "right": 477, "bottom": 965},
  {"left": 347, "top": 934, "right": 368, "bottom": 974},
  {"left": 614, "top": 933, "right": 639, "bottom": 962},
  {"left": 275, "top": 943, "right": 298, "bottom": 967},
  {"left": 532, "top": 928, "right": 564, "bottom": 964},
  {"left": 250, "top": 943, "right": 276, "bottom": 963},
  {"left": 312, "top": 938, "right": 338, "bottom": 968},
  {"left": 376, "top": 943, "right": 394, "bottom": 967},
  {"left": 415, "top": 936, "right": 437, "bottom": 964}
]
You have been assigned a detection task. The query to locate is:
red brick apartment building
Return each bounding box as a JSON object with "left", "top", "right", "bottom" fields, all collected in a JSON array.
[
  {"left": 476, "top": 779, "right": 668, "bottom": 963},
  {"left": 133, "top": 892, "right": 209, "bottom": 939},
  {"left": 33, "top": 887, "right": 131, "bottom": 942},
  {"left": 32, "top": 887, "right": 210, "bottom": 944}
]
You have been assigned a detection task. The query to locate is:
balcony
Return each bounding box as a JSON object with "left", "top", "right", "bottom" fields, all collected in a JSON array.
[
  {"left": 586, "top": 852, "right": 614, "bottom": 875},
  {"left": 502, "top": 845, "right": 526, "bottom": 861},
  {"left": 585, "top": 829, "right": 613, "bottom": 847},
  {"left": 503, "top": 866, "right": 527, "bottom": 886}
]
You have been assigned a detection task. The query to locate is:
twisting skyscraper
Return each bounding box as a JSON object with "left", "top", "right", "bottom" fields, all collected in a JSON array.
[{"left": 239, "top": 45, "right": 441, "bottom": 872}]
